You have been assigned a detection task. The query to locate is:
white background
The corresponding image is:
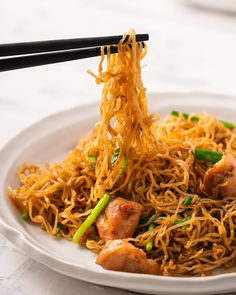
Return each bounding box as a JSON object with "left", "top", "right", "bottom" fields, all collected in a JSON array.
[{"left": 1, "top": 0, "right": 236, "bottom": 294}]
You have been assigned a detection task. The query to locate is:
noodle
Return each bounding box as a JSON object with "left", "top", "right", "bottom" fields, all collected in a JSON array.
[{"left": 8, "top": 30, "right": 236, "bottom": 276}]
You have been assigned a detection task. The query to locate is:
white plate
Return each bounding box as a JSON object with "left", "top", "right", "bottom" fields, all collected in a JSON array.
[
  {"left": 184, "top": 0, "right": 236, "bottom": 14},
  {"left": 1, "top": 92, "right": 236, "bottom": 295}
]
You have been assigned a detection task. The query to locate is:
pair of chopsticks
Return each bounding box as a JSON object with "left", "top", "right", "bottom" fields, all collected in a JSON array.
[{"left": 0, "top": 34, "right": 149, "bottom": 72}]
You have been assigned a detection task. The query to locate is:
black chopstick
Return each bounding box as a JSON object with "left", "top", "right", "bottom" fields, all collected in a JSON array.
[
  {"left": 0, "top": 34, "right": 149, "bottom": 57},
  {"left": 0, "top": 46, "right": 119, "bottom": 72},
  {"left": 0, "top": 34, "right": 148, "bottom": 72}
]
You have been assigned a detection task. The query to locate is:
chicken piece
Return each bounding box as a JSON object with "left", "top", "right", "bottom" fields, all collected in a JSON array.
[
  {"left": 202, "top": 152, "right": 236, "bottom": 198},
  {"left": 96, "top": 197, "right": 143, "bottom": 241},
  {"left": 96, "top": 239, "right": 159, "bottom": 275}
]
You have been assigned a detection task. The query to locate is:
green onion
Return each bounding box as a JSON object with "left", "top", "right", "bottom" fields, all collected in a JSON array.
[
  {"left": 174, "top": 218, "right": 183, "bottom": 225},
  {"left": 90, "top": 162, "right": 96, "bottom": 170},
  {"left": 111, "top": 147, "right": 120, "bottom": 165},
  {"left": 145, "top": 216, "right": 167, "bottom": 251},
  {"left": 174, "top": 216, "right": 192, "bottom": 229},
  {"left": 57, "top": 223, "right": 63, "bottom": 232},
  {"left": 122, "top": 155, "right": 128, "bottom": 172},
  {"left": 171, "top": 110, "right": 235, "bottom": 129},
  {"left": 195, "top": 149, "right": 223, "bottom": 163},
  {"left": 155, "top": 216, "right": 166, "bottom": 221},
  {"left": 111, "top": 146, "right": 128, "bottom": 172},
  {"left": 171, "top": 111, "right": 199, "bottom": 122},
  {"left": 145, "top": 223, "right": 155, "bottom": 251},
  {"left": 88, "top": 154, "right": 97, "bottom": 170},
  {"left": 72, "top": 192, "right": 110, "bottom": 243},
  {"left": 182, "top": 216, "right": 192, "bottom": 230},
  {"left": 183, "top": 196, "right": 192, "bottom": 206},
  {"left": 21, "top": 212, "right": 29, "bottom": 221},
  {"left": 140, "top": 215, "right": 166, "bottom": 226},
  {"left": 153, "top": 216, "right": 166, "bottom": 224},
  {"left": 190, "top": 117, "right": 200, "bottom": 122},
  {"left": 88, "top": 154, "right": 98, "bottom": 159},
  {"left": 221, "top": 121, "right": 235, "bottom": 129}
]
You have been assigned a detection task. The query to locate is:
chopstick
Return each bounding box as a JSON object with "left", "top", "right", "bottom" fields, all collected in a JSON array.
[
  {"left": 0, "top": 34, "right": 149, "bottom": 57},
  {"left": 0, "top": 34, "right": 148, "bottom": 72},
  {"left": 0, "top": 46, "right": 119, "bottom": 72}
]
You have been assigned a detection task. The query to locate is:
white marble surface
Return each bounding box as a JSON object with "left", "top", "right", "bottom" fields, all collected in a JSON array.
[{"left": 1, "top": 0, "right": 236, "bottom": 294}]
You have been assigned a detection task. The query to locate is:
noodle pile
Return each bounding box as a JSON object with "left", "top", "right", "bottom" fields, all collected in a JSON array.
[{"left": 9, "top": 30, "right": 236, "bottom": 276}]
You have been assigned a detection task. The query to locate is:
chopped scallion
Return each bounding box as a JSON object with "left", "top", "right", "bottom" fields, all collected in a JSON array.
[
  {"left": 221, "top": 121, "right": 235, "bottom": 129},
  {"left": 174, "top": 216, "right": 192, "bottom": 229},
  {"left": 90, "top": 162, "right": 96, "bottom": 170},
  {"left": 57, "top": 223, "right": 63, "bottom": 232},
  {"left": 182, "top": 216, "right": 192, "bottom": 230},
  {"left": 111, "top": 147, "right": 120, "bottom": 165},
  {"left": 155, "top": 216, "right": 166, "bottom": 221},
  {"left": 21, "top": 212, "right": 29, "bottom": 221},
  {"left": 195, "top": 149, "right": 223, "bottom": 163},
  {"left": 174, "top": 218, "right": 183, "bottom": 225},
  {"left": 183, "top": 196, "right": 192, "bottom": 206},
  {"left": 122, "top": 155, "right": 128, "bottom": 172},
  {"left": 72, "top": 192, "right": 110, "bottom": 244},
  {"left": 88, "top": 154, "right": 97, "bottom": 170},
  {"left": 88, "top": 154, "right": 98, "bottom": 159},
  {"left": 111, "top": 146, "right": 128, "bottom": 172},
  {"left": 145, "top": 223, "right": 155, "bottom": 251}
]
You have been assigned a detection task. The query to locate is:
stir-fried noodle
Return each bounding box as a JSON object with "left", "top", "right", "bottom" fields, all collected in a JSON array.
[{"left": 9, "top": 30, "right": 236, "bottom": 276}]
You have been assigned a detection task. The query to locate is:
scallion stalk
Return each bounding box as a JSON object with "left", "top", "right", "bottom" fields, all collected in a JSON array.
[
  {"left": 182, "top": 216, "right": 192, "bottom": 230},
  {"left": 72, "top": 192, "right": 110, "bottom": 243},
  {"left": 145, "top": 223, "right": 155, "bottom": 251},
  {"left": 88, "top": 154, "right": 98, "bottom": 159},
  {"left": 174, "top": 216, "right": 192, "bottom": 229},
  {"left": 155, "top": 216, "right": 166, "bottom": 222},
  {"left": 221, "top": 120, "right": 235, "bottom": 129},
  {"left": 57, "top": 223, "right": 63, "bottom": 232},
  {"left": 183, "top": 196, "right": 192, "bottom": 206},
  {"left": 88, "top": 154, "right": 97, "bottom": 170},
  {"left": 111, "top": 146, "right": 128, "bottom": 173},
  {"left": 123, "top": 155, "right": 128, "bottom": 172},
  {"left": 111, "top": 147, "right": 120, "bottom": 165},
  {"left": 21, "top": 212, "right": 29, "bottom": 221},
  {"left": 195, "top": 149, "right": 223, "bottom": 164}
]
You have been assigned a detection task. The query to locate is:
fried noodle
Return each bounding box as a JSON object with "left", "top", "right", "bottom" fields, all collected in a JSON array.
[{"left": 9, "top": 30, "right": 236, "bottom": 276}]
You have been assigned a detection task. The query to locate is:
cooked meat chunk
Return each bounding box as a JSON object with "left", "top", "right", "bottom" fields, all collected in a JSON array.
[
  {"left": 96, "top": 240, "right": 159, "bottom": 275},
  {"left": 202, "top": 152, "right": 236, "bottom": 198},
  {"left": 96, "top": 197, "right": 143, "bottom": 241}
]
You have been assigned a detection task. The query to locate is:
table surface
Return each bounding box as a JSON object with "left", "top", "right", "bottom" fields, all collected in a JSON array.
[{"left": 1, "top": 0, "right": 236, "bottom": 294}]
